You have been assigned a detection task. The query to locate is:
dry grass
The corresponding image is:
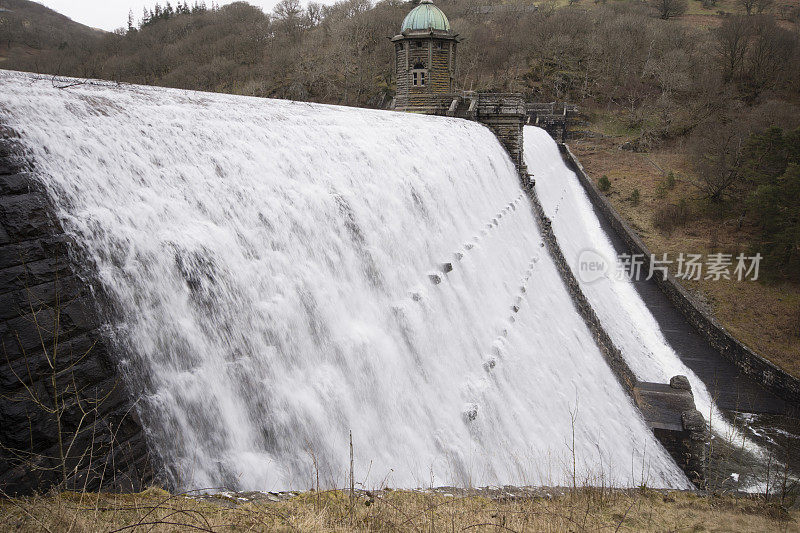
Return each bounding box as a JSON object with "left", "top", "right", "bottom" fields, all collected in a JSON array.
[
  {"left": 570, "top": 118, "right": 800, "bottom": 377},
  {"left": 0, "top": 487, "right": 798, "bottom": 532}
]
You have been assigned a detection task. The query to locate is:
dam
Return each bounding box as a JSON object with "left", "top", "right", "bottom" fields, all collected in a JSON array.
[
  {"left": 0, "top": 70, "right": 698, "bottom": 492},
  {"left": 0, "top": 70, "right": 795, "bottom": 495}
]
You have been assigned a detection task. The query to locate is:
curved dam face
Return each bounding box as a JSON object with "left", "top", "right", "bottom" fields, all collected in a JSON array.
[{"left": 0, "top": 71, "right": 689, "bottom": 491}]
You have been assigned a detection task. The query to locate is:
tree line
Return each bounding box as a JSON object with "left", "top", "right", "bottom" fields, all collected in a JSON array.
[
  {"left": 6, "top": 0, "right": 800, "bottom": 109},
  {"left": 2, "top": 0, "right": 799, "bottom": 277}
]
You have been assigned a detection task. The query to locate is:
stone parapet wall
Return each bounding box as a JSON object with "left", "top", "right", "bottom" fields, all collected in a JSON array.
[
  {"left": 559, "top": 143, "right": 800, "bottom": 409},
  {"left": 0, "top": 127, "right": 152, "bottom": 494},
  {"left": 459, "top": 93, "right": 526, "bottom": 172},
  {"left": 525, "top": 103, "right": 577, "bottom": 143}
]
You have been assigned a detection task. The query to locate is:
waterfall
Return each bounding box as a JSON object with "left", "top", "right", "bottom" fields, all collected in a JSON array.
[
  {"left": 526, "top": 126, "right": 732, "bottom": 446},
  {"left": 0, "top": 71, "right": 689, "bottom": 491}
]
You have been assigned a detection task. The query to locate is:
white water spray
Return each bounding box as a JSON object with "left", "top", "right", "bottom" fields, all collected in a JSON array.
[
  {"left": 525, "top": 126, "right": 754, "bottom": 453},
  {"left": 0, "top": 72, "right": 689, "bottom": 490}
]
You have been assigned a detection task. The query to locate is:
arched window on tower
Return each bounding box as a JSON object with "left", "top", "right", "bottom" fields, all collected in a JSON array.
[{"left": 411, "top": 61, "right": 427, "bottom": 87}]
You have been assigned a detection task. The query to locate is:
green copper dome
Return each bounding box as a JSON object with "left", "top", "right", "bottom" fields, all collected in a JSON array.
[{"left": 401, "top": 0, "right": 451, "bottom": 32}]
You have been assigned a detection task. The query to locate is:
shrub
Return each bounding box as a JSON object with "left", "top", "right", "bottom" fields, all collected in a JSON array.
[
  {"left": 653, "top": 198, "right": 691, "bottom": 234},
  {"left": 656, "top": 172, "right": 677, "bottom": 198},
  {"left": 629, "top": 188, "right": 641, "bottom": 205},
  {"left": 598, "top": 175, "right": 611, "bottom": 192}
]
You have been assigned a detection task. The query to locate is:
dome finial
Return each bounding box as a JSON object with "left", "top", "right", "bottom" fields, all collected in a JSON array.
[{"left": 400, "top": 0, "right": 451, "bottom": 32}]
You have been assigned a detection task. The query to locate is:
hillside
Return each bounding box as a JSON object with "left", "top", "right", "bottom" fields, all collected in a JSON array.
[
  {"left": 2, "top": 0, "right": 799, "bottom": 107},
  {"left": 0, "top": 0, "right": 104, "bottom": 68},
  {"left": 1, "top": 0, "right": 799, "bottom": 374}
]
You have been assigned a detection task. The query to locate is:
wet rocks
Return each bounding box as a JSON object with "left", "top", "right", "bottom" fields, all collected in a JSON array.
[
  {"left": 670, "top": 375, "right": 692, "bottom": 392},
  {"left": 0, "top": 136, "right": 151, "bottom": 495},
  {"left": 463, "top": 404, "right": 479, "bottom": 422}
]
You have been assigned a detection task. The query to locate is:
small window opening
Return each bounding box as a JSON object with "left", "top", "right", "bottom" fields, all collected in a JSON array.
[{"left": 412, "top": 69, "right": 427, "bottom": 87}]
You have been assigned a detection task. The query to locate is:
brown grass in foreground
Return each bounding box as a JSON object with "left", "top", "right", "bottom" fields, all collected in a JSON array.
[{"left": 0, "top": 487, "right": 797, "bottom": 532}]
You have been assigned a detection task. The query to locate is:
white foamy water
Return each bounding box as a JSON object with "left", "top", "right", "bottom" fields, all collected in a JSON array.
[
  {"left": 525, "top": 126, "right": 722, "bottom": 428},
  {"left": 0, "top": 71, "right": 689, "bottom": 490}
]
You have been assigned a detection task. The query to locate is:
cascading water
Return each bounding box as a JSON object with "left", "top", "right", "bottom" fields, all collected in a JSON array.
[
  {"left": 0, "top": 71, "right": 690, "bottom": 491},
  {"left": 526, "top": 126, "right": 730, "bottom": 440}
]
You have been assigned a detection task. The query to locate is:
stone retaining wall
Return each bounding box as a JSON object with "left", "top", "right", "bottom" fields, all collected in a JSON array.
[
  {"left": 0, "top": 127, "right": 153, "bottom": 495},
  {"left": 559, "top": 143, "right": 800, "bottom": 409}
]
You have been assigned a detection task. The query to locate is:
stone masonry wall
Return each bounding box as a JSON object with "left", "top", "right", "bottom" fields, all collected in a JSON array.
[
  {"left": 559, "top": 143, "right": 800, "bottom": 409},
  {"left": 471, "top": 94, "right": 526, "bottom": 172},
  {"left": 0, "top": 126, "right": 153, "bottom": 495}
]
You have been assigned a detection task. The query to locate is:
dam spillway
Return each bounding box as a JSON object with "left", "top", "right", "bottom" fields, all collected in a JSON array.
[{"left": 0, "top": 71, "right": 691, "bottom": 491}]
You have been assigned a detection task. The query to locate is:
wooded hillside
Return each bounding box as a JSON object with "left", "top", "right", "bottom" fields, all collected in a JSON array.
[
  {"left": 0, "top": 0, "right": 102, "bottom": 65},
  {"left": 4, "top": 0, "right": 799, "bottom": 109}
]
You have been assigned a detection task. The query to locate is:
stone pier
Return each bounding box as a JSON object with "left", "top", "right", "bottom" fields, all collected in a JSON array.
[{"left": 634, "top": 377, "right": 708, "bottom": 487}]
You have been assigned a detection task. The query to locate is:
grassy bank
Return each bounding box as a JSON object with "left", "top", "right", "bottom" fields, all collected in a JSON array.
[
  {"left": 0, "top": 486, "right": 797, "bottom": 532},
  {"left": 569, "top": 113, "right": 800, "bottom": 378}
]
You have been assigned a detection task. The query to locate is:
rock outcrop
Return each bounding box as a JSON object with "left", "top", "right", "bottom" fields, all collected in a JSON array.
[{"left": 0, "top": 127, "right": 152, "bottom": 495}]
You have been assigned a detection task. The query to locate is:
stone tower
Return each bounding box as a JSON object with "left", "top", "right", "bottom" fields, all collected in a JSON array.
[{"left": 392, "top": 0, "right": 459, "bottom": 113}]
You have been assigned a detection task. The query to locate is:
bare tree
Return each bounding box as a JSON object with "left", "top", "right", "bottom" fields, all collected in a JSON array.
[
  {"left": 273, "top": 0, "right": 304, "bottom": 40},
  {"left": 690, "top": 120, "right": 752, "bottom": 202},
  {"left": 715, "top": 15, "right": 751, "bottom": 82},
  {"left": 651, "top": 0, "right": 688, "bottom": 19},
  {"left": 740, "top": 16, "right": 794, "bottom": 99},
  {"left": 739, "top": 0, "right": 758, "bottom": 15},
  {"left": 305, "top": 2, "right": 323, "bottom": 27}
]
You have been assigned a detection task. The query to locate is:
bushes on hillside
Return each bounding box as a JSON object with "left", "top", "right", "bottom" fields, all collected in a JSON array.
[
  {"left": 687, "top": 125, "right": 800, "bottom": 280},
  {"left": 4, "top": 0, "right": 799, "bottom": 113},
  {"left": 652, "top": 198, "right": 691, "bottom": 234},
  {"left": 744, "top": 127, "right": 800, "bottom": 280}
]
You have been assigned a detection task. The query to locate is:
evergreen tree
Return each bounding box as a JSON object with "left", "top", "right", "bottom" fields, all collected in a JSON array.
[{"left": 745, "top": 127, "right": 800, "bottom": 280}]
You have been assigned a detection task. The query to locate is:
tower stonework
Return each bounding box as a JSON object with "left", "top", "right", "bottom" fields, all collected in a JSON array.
[
  {"left": 390, "top": 0, "right": 527, "bottom": 174},
  {"left": 392, "top": 0, "right": 458, "bottom": 113}
]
